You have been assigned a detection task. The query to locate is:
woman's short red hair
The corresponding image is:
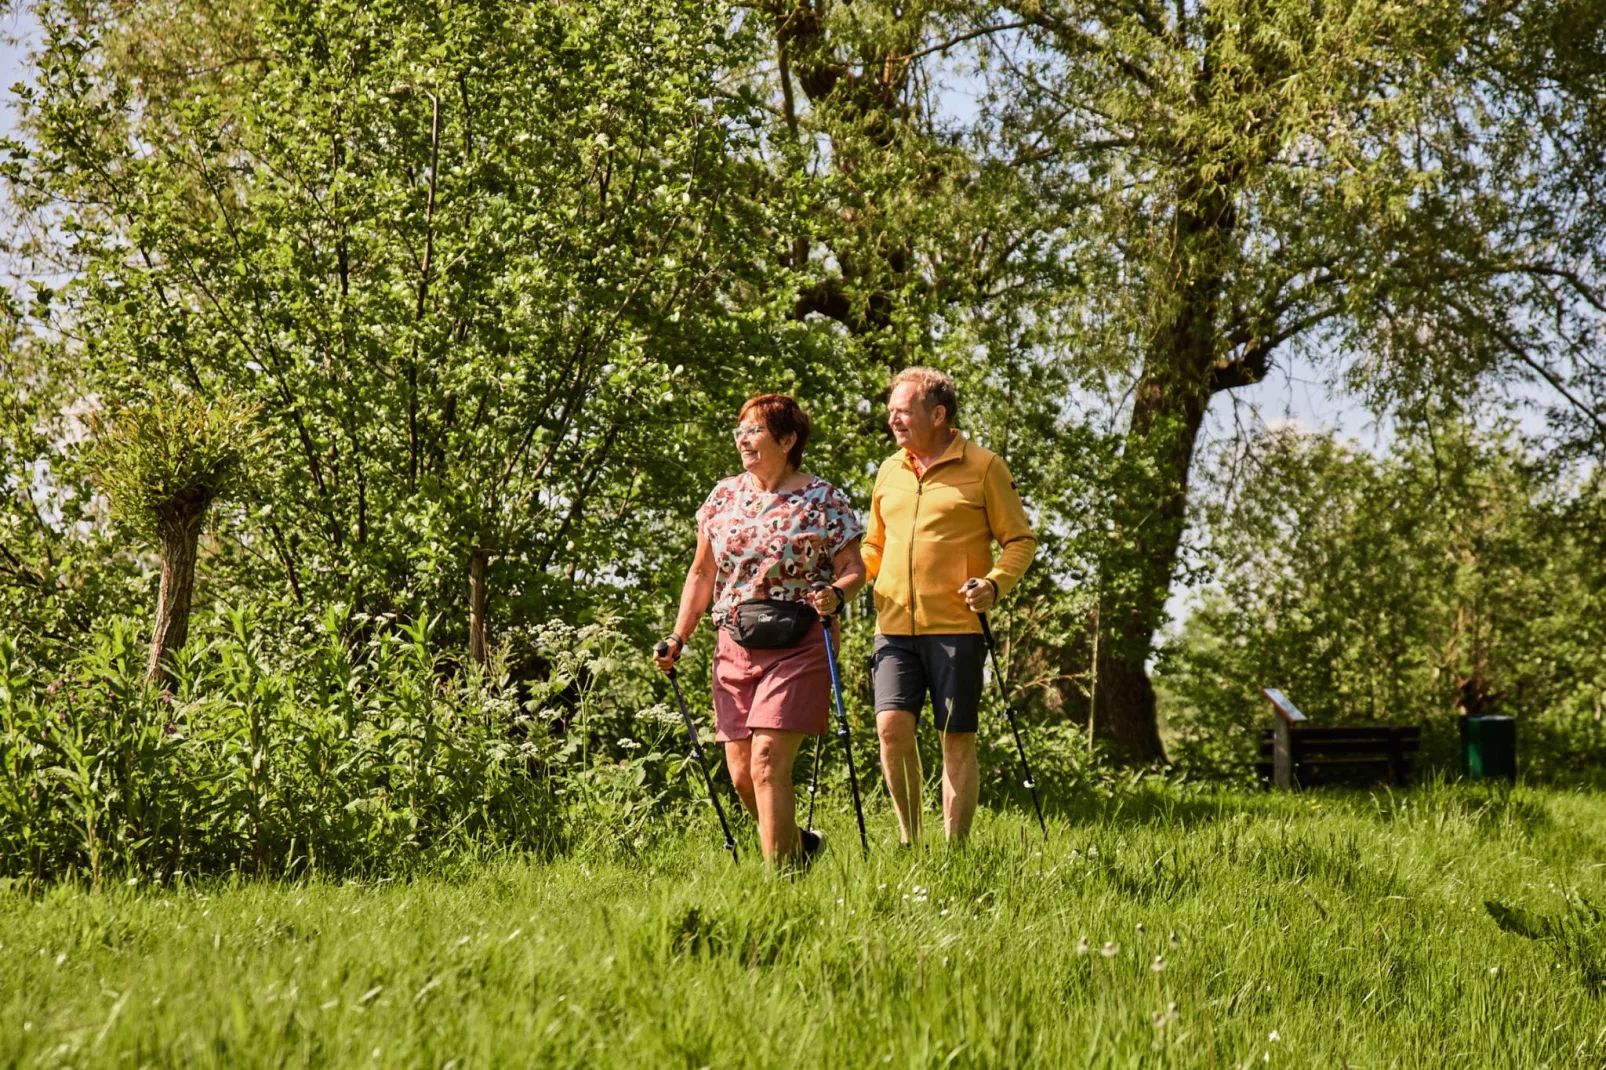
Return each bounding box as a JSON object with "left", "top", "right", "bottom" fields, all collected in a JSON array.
[{"left": 739, "top": 394, "right": 811, "bottom": 469}]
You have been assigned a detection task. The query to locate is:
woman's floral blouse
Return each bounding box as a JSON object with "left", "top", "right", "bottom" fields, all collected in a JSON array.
[{"left": 696, "top": 474, "right": 863, "bottom": 629}]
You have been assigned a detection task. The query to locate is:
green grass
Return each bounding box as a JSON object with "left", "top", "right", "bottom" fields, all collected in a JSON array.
[{"left": 3, "top": 782, "right": 1605, "bottom": 1068}]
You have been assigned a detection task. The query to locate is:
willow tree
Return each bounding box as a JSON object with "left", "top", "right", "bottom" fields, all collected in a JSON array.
[
  {"left": 92, "top": 394, "right": 256, "bottom": 682},
  {"left": 970, "top": 0, "right": 1606, "bottom": 759}
]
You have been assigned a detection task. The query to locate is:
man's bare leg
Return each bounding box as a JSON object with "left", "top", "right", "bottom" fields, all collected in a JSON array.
[
  {"left": 877, "top": 709, "right": 922, "bottom": 844},
  {"left": 941, "top": 730, "right": 979, "bottom": 841}
]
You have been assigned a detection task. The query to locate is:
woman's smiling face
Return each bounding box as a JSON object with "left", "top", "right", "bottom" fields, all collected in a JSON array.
[{"left": 734, "top": 415, "right": 795, "bottom": 474}]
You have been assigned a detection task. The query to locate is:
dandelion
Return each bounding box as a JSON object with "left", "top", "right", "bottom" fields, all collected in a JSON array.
[
  {"left": 1488, "top": 966, "right": 1499, "bottom": 975},
  {"left": 1268, "top": 1030, "right": 1280, "bottom": 1042},
  {"left": 1101, "top": 941, "right": 1119, "bottom": 957},
  {"left": 1151, "top": 955, "right": 1166, "bottom": 973},
  {"left": 1075, "top": 936, "right": 1090, "bottom": 955}
]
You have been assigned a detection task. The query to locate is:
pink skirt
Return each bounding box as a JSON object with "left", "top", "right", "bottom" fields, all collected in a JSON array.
[{"left": 711, "top": 621, "right": 834, "bottom": 742}]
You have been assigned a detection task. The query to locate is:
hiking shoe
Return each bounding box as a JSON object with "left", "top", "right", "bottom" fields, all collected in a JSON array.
[{"left": 800, "top": 828, "right": 826, "bottom": 865}]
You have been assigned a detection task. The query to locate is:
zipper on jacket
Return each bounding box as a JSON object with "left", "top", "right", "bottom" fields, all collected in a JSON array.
[{"left": 908, "top": 479, "right": 922, "bottom": 635}]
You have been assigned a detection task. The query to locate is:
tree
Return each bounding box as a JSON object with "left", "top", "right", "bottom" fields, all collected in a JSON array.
[
  {"left": 7, "top": 0, "right": 778, "bottom": 667},
  {"left": 1159, "top": 418, "right": 1606, "bottom": 776},
  {"left": 91, "top": 392, "right": 256, "bottom": 681},
  {"left": 974, "top": 0, "right": 1606, "bottom": 759}
]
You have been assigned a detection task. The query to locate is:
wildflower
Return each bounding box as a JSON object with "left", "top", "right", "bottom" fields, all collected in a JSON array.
[
  {"left": 1268, "top": 1030, "right": 1280, "bottom": 1042},
  {"left": 617, "top": 737, "right": 641, "bottom": 752},
  {"left": 1075, "top": 936, "right": 1090, "bottom": 955},
  {"left": 1135, "top": 922, "right": 1146, "bottom": 934},
  {"left": 1100, "top": 941, "right": 1119, "bottom": 957},
  {"left": 1488, "top": 966, "right": 1499, "bottom": 975},
  {"left": 637, "top": 703, "right": 681, "bottom": 729},
  {"left": 1151, "top": 955, "right": 1166, "bottom": 973}
]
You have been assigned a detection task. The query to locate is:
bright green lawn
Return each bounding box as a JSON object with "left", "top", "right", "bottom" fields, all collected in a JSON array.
[{"left": 3, "top": 783, "right": 1604, "bottom": 1068}]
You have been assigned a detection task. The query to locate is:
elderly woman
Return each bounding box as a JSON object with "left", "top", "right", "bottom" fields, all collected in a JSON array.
[{"left": 654, "top": 394, "right": 865, "bottom": 866}]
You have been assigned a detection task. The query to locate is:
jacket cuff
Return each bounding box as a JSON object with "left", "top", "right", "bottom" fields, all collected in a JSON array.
[{"left": 984, "top": 568, "right": 1017, "bottom": 599}]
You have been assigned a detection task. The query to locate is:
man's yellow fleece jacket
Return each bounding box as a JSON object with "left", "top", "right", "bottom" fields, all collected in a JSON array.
[{"left": 862, "top": 432, "right": 1038, "bottom": 635}]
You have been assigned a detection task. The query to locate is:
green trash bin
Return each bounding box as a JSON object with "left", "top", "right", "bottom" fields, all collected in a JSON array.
[{"left": 1460, "top": 715, "right": 1517, "bottom": 781}]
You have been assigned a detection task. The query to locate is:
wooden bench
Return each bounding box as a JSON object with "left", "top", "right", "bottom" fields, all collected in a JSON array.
[{"left": 1255, "top": 688, "right": 1421, "bottom": 789}]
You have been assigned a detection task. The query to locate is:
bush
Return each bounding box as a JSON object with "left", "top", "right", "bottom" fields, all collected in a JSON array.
[{"left": 0, "top": 604, "right": 697, "bottom": 884}]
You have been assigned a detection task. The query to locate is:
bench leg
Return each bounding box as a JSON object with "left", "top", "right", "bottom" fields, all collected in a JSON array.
[{"left": 1274, "top": 717, "right": 1294, "bottom": 790}]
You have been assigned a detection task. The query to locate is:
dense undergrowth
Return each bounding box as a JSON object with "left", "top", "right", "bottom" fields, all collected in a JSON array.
[
  {"left": 0, "top": 599, "right": 1120, "bottom": 885},
  {"left": 0, "top": 607, "right": 698, "bottom": 883}
]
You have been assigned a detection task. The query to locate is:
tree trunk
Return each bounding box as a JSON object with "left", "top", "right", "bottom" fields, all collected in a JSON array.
[
  {"left": 1093, "top": 187, "right": 1236, "bottom": 762},
  {"left": 147, "top": 507, "right": 205, "bottom": 683},
  {"left": 468, "top": 548, "right": 490, "bottom": 669},
  {"left": 1092, "top": 375, "right": 1212, "bottom": 763}
]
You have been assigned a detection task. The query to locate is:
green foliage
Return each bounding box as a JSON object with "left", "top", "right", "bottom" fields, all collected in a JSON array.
[
  {"left": 1159, "top": 420, "right": 1606, "bottom": 776},
  {"left": 0, "top": 605, "right": 708, "bottom": 882},
  {"left": 2, "top": 784, "right": 1605, "bottom": 1065},
  {"left": 89, "top": 392, "right": 258, "bottom": 538}
]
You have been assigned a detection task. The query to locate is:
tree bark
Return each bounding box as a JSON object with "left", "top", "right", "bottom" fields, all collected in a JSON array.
[
  {"left": 468, "top": 548, "right": 490, "bottom": 670},
  {"left": 147, "top": 507, "right": 206, "bottom": 683},
  {"left": 1093, "top": 184, "right": 1236, "bottom": 762}
]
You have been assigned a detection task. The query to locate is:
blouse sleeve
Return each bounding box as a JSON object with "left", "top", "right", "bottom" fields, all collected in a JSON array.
[
  {"left": 695, "top": 484, "right": 723, "bottom": 542},
  {"left": 822, "top": 483, "right": 865, "bottom": 555}
]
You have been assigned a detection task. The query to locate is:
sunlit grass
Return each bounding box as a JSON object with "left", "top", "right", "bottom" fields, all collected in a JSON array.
[{"left": 3, "top": 781, "right": 1603, "bottom": 1067}]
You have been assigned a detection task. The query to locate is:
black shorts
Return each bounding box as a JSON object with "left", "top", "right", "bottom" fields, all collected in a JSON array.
[{"left": 871, "top": 633, "right": 985, "bottom": 733}]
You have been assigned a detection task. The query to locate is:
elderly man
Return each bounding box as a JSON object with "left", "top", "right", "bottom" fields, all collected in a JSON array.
[{"left": 861, "top": 367, "right": 1038, "bottom": 844}]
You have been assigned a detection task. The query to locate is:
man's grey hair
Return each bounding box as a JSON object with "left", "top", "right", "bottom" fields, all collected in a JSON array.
[{"left": 890, "top": 366, "right": 959, "bottom": 426}]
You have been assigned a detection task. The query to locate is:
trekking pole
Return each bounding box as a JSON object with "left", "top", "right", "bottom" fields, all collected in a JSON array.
[
  {"left": 965, "top": 585, "right": 1048, "bottom": 840},
  {"left": 655, "top": 643, "right": 740, "bottom": 864},
  {"left": 805, "top": 733, "right": 823, "bottom": 833},
  {"left": 818, "top": 613, "right": 871, "bottom": 856}
]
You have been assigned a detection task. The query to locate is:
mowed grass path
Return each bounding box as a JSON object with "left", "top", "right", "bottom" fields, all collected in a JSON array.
[{"left": 3, "top": 783, "right": 1604, "bottom": 1068}]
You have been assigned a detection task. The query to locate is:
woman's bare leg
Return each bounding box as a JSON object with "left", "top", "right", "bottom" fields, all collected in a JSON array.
[
  {"left": 749, "top": 728, "right": 805, "bottom": 865},
  {"left": 723, "top": 738, "right": 758, "bottom": 818}
]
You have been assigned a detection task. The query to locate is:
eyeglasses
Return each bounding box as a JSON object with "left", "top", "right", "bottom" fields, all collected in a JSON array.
[{"left": 732, "top": 425, "right": 768, "bottom": 441}]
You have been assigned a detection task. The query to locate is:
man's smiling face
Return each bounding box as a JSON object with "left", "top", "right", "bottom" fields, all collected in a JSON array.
[{"left": 887, "top": 382, "right": 941, "bottom": 450}]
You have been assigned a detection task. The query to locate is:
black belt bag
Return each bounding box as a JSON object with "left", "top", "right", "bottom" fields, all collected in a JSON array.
[{"left": 729, "top": 599, "right": 819, "bottom": 650}]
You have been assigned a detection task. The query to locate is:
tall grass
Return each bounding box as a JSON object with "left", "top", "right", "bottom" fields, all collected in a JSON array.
[
  {"left": 1, "top": 782, "right": 1602, "bottom": 1067},
  {"left": 0, "top": 605, "right": 695, "bottom": 883}
]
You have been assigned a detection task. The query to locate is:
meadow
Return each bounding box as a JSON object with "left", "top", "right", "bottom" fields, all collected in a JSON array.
[{"left": 4, "top": 781, "right": 1604, "bottom": 1069}]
